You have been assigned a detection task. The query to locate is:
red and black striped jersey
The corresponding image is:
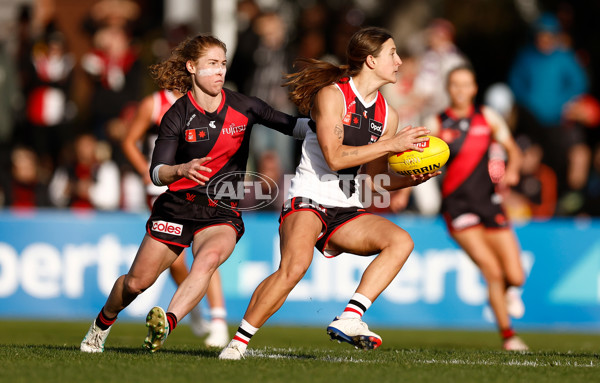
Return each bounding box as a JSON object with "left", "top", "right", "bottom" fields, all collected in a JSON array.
[
  {"left": 150, "top": 88, "right": 297, "bottom": 197},
  {"left": 438, "top": 105, "right": 494, "bottom": 200}
]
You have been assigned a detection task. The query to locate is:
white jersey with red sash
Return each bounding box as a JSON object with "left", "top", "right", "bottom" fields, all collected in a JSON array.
[{"left": 288, "top": 77, "right": 389, "bottom": 207}]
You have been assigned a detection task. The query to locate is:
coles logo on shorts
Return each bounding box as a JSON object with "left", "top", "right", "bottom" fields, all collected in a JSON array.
[{"left": 151, "top": 220, "right": 183, "bottom": 236}]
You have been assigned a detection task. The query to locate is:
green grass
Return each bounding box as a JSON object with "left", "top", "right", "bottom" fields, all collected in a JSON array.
[{"left": 1, "top": 320, "right": 599, "bottom": 383}]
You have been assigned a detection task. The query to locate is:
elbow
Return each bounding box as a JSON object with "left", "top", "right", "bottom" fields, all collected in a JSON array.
[{"left": 326, "top": 157, "right": 343, "bottom": 172}]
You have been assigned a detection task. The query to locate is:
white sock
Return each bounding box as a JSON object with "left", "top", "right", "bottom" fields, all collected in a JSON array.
[
  {"left": 210, "top": 307, "right": 227, "bottom": 322},
  {"left": 232, "top": 319, "right": 259, "bottom": 350},
  {"left": 339, "top": 292, "right": 372, "bottom": 319}
]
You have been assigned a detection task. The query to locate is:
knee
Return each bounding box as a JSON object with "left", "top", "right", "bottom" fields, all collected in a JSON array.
[
  {"left": 123, "top": 275, "right": 152, "bottom": 296},
  {"left": 386, "top": 230, "right": 414, "bottom": 262},
  {"left": 506, "top": 271, "right": 526, "bottom": 287},
  {"left": 195, "top": 251, "right": 222, "bottom": 274},
  {"left": 280, "top": 258, "right": 310, "bottom": 287},
  {"left": 480, "top": 263, "right": 504, "bottom": 284}
]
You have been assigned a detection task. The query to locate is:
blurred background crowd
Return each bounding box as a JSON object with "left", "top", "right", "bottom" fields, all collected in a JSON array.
[{"left": 0, "top": 0, "right": 599, "bottom": 220}]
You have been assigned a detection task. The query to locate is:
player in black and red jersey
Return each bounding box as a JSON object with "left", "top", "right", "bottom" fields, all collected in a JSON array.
[
  {"left": 425, "top": 65, "right": 528, "bottom": 351},
  {"left": 80, "top": 34, "right": 309, "bottom": 353},
  {"left": 121, "top": 88, "right": 230, "bottom": 348}
]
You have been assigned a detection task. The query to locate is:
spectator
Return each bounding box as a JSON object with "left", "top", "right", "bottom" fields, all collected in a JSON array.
[
  {"left": 49, "top": 133, "right": 120, "bottom": 210},
  {"left": 582, "top": 143, "right": 600, "bottom": 216},
  {"left": 505, "top": 135, "right": 558, "bottom": 220},
  {"left": 0, "top": 146, "right": 50, "bottom": 208},
  {"left": 508, "top": 12, "right": 589, "bottom": 210},
  {"left": 412, "top": 18, "right": 468, "bottom": 123},
  {"left": 23, "top": 31, "right": 75, "bottom": 165},
  {"left": 81, "top": 23, "right": 143, "bottom": 141},
  {"left": 246, "top": 12, "right": 297, "bottom": 173}
]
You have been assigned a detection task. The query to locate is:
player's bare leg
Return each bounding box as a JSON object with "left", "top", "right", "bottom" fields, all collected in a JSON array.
[
  {"left": 325, "top": 214, "right": 413, "bottom": 350},
  {"left": 219, "top": 211, "right": 320, "bottom": 359},
  {"left": 452, "top": 227, "right": 528, "bottom": 350},
  {"left": 486, "top": 228, "right": 526, "bottom": 319},
  {"left": 81, "top": 235, "right": 179, "bottom": 353}
]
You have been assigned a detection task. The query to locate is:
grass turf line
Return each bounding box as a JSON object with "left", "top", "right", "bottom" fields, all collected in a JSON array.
[{"left": 0, "top": 320, "right": 598, "bottom": 383}]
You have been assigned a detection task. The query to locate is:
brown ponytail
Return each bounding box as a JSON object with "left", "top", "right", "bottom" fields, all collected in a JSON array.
[
  {"left": 284, "top": 58, "right": 351, "bottom": 115},
  {"left": 284, "top": 27, "right": 393, "bottom": 115},
  {"left": 149, "top": 34, "right": 227, "bottom": 94}
]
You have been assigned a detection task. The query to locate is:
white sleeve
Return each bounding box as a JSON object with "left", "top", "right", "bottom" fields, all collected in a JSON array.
[
  {"left": 89, "top": 161, "right": 121, "bottom": 210},
  {"left": 293, "top": 118, "right": 313, "bottom": 140},
  {"left": 482, "top": 106, "right": 511, "bottom": 143}
]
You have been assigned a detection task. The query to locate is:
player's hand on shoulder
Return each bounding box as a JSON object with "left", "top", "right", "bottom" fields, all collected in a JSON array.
[
  {"left": 388, "top": 125, "right": 430, "bottom": 153},
  {"left": 178, "top": 157, "right": 212, "bottom": 185}
]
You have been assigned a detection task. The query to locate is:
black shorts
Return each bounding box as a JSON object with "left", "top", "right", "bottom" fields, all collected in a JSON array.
[
  {"left": 146, "top": 191, "right": 245, "bottom": 248},
  {"left": 442, "top": 193, "right": 508, "bottom": 232},
  {"left": 279, "top": 197, "right": 371, "bottom": 257}
]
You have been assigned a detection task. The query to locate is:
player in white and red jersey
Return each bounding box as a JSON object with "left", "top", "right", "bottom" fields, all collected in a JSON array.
[
  {"left": 424, "top": 65, "right": 528, "bottom": 351},
  {"left": 121, "top": 88, "right": 229, "bottom": 347},
  {"left": 221, "top": 27, "right": 439, "bottom": 359}
]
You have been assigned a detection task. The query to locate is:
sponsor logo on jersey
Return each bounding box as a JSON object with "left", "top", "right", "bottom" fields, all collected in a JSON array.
[
  {"left": 209, "top": 121, "right": 216, "bottom": 129},
  {"left": 186, "top": 113, "right": 197, "bottom": 127},
  {"left": 222, "top": 123, "right": 247, "bottom": 136},
  {"left": 470, "top": 125, "right": 491, "bottom": 136},
  {"left": 151, "top": 220, "right": 183, "bottom": 236},
  {"left": 440, "top": 128, "right": 461, "bottom": 144},
  {"left": 298, "top": 202, "right": 327, "bottom": 214},
  {"left": 342, "top": 112, "right": 361, "bottom": 129},
  {"left": 185, "top": 127, "right": 209, "bottom": 142},
  {"left": 369, "top": 134, "right": 379, "bottom": 144},
  {"left": 451, "top": 213, "right": 480, "bottom": 230},
  {"left": 368, "top": 119, "right": 383, "bottom": 136}
]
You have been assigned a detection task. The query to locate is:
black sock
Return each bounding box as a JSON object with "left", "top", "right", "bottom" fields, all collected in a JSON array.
[{"left": 95, "top": 309, "right": 117, "bottom": 331}]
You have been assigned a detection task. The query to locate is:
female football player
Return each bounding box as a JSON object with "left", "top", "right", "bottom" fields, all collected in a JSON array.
[
  {"left": 220, "top": 26, "right": 439, "bottom": 359},
  {"left": 80, "top": 34, "right": 309, "bottom": 353},
  {"left": 121, "top": 88, "right": 228, "bottom": 348},
  {"left": 425, "top": 65, "right": 528, "bottom": 351}
]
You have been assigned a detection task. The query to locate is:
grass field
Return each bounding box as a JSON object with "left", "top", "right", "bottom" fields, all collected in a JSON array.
[{"left": 1, "top": 320, "right": 599, "bottom": 383}]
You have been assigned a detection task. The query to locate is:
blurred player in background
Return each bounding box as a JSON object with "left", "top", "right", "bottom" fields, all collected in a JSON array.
[
  {"left": 220, "top": 27, "right": 438, "bottom": 360},
  {"left": 424, "top": 65, "right": 528, "bottom": 351},
  {"left": 80, "top": 34, "right": 309, "bottom": 353},
  {"left": 121, "top": 88, "right": 228, "bottom": 347}
]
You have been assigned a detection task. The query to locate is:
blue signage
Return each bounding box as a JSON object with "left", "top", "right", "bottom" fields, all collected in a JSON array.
[{"left": 0, "top": 210, "right": 598, "bottom": 331}]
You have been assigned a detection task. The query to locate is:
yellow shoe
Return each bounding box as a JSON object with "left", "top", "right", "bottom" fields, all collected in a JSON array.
[{"left": 143, "top": 306, "right": 169, "bottom": 352}]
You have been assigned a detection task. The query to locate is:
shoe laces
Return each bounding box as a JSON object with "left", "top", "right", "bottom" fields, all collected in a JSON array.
[{"left": 88, "top": 327, "right": 107, "bottom": 348}]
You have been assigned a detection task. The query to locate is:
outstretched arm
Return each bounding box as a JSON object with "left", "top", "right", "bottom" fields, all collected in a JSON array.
[{"left": 251, "top": 97, "right": 310, "bottom": 139}]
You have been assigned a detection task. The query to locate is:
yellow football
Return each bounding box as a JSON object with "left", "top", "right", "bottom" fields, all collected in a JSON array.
[{"left": 388, "top": 136, "right": 450, "bottom": 175}]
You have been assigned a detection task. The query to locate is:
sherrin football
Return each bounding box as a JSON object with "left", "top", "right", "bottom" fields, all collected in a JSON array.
[{"left": 388, "top": 136, "right": 450, "bottom": 175}]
